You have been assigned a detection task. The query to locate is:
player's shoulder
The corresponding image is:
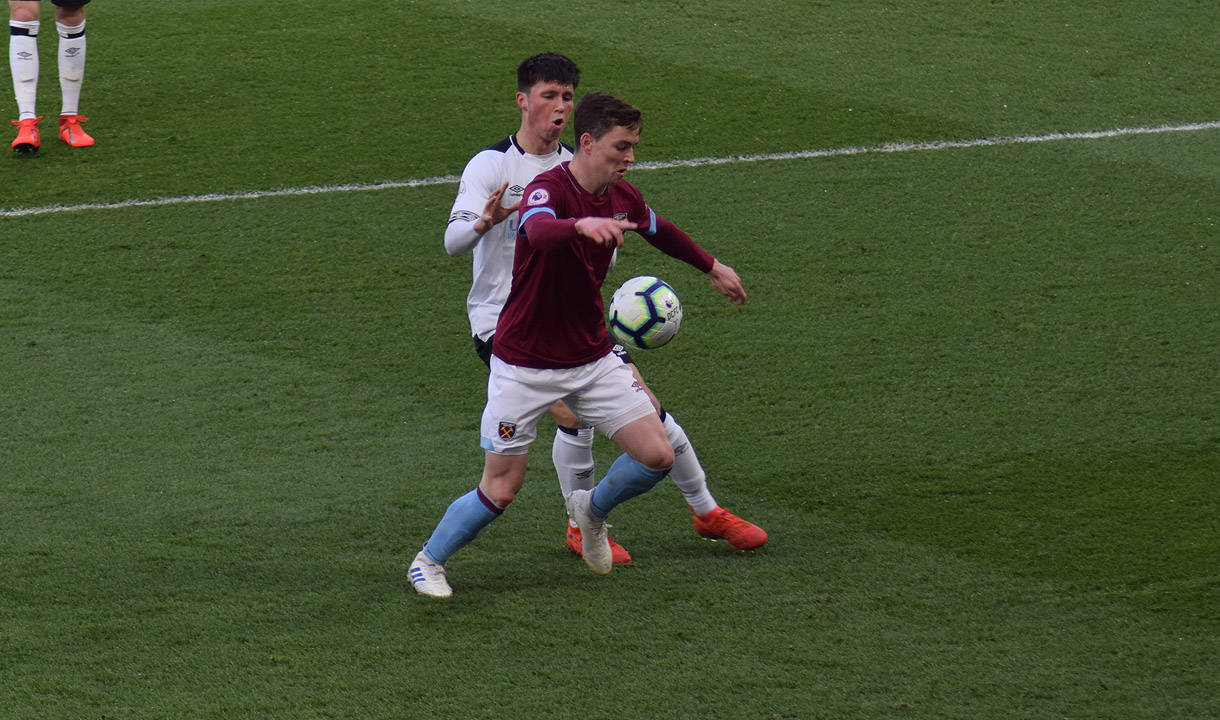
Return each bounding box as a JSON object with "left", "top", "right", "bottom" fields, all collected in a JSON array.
[
  {"left": 459, "top": 136, "right": 516, "bottom": 188},
  {"left": 484, "top": 135, "right": 515, "bottom": 154},
  {"left": 521, "top": 165, "right": 570, "bottom": 213},
  {"left": 464, "top": 136, "right": 514, "bottom": 168}
]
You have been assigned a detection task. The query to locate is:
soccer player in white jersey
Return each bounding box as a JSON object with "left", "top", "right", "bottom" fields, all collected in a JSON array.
[
  {"left": 441, "top": 53, "right": 766, "bottom": 569},
  {"left": 8, "top": 0, "right": 93, "bottom": 152},
  {"left": 412, "top": 88, "right": 758, "bottom": 597}
]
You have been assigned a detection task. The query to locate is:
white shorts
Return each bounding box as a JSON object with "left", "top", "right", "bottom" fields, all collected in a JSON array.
[{"left": 480, "top": 353, "right": 655, "bottom": 455}]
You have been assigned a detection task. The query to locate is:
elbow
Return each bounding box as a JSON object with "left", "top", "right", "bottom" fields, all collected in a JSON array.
[{"left": 443, "top": 230, "right": 472, "bottom": 256}]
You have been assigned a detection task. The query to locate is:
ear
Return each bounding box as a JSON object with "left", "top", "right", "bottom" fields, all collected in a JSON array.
[
  {"left": 515, "top": 91, "right": 528, "bottom": 113},
  {"left": 578, "top": 132, "right": 594, "bottom": 153}
]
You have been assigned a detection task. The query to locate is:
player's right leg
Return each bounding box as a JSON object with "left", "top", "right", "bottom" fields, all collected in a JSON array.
[
  {"left": 54, "top": 1, "right": 91, "bottom": 147},
  {"left": 549, "top": 401, "right": 633, "bottom": 564},
  {"left": 410, "top": 356, "right": 556, "bottom": 597},
  {"left": 9, "top": 1, "right": 41, "bottom": 153},
  {"left": 409, "top": 452, "right": 527, "bottom": 598},
  {"left": 565, "top": 413, "right": 672, "bottom": 574},
  {"left": 563, "top": 357, "right": 673, "bottom": 574}
]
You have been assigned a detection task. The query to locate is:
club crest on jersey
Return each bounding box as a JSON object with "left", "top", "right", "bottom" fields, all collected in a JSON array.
[
  {"left": 498, "top": 422, "right": 517, "bottom": 440},
  {"left": 527, "top": 188, "right": 550, "bottom": 206},
  {"left": 614, "top": 212, "right": 629, "bottom": 221}
]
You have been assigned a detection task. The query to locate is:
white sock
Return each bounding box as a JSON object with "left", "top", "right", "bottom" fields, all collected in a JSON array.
[
  {"left": 552, "top": 427, "right": 596, "bottom": 523},
  {"left": 9, "top": 20, "right": 39, "bottom": 119},
  {"left": 56, "top": 20, "right": 85, "bottom": 116},
  {"left": 663, "top": 412, "right": 718, "bottom": 516}
]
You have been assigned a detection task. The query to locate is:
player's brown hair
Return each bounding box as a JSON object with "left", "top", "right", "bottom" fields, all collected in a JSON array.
[{"left": 573, "top": 92, "right": 642, "bottom": 142}]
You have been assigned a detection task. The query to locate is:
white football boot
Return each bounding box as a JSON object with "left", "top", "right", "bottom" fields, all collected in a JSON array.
[
  {"left": 564, "top": 489, "right": 612, "bottom": 575},
  {"left": 409, "top": 551, "right": 453, "bottom": 598}
]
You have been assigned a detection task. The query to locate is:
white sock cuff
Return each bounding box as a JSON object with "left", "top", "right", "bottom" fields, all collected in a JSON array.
[
  {"left": 661, "top": 411, "right": 685, "bottom": 443},
  {"left": 56, "top": 20, "right": 86, "bottom": 38},
  {"left": 555, "top": 426, "right": 595, "bottom": 449},
  {"left": 11, "top": 19, "right": 40, "bottom": 35}
]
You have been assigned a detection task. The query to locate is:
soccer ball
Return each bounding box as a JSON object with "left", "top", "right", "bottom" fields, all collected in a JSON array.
[{"left": 607, "top": 276, "right": 683, "bottom": 350}]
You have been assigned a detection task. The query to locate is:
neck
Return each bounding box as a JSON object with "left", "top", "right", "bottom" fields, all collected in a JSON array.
[
  {"left": 567, "top": 156, "right": 608, "bottom": 196},
  {"left": 515, "top": 126, "right": 558, "bottom": 156}
]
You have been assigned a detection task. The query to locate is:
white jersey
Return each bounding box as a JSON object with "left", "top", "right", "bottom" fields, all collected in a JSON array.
[{"left": 445, "top": 134, "right": 573, "bottom": 341}]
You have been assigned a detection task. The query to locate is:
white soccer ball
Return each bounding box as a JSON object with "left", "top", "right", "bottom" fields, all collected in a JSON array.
[{"left": 607, "top": 276, "right": 684, "bottom": 350}]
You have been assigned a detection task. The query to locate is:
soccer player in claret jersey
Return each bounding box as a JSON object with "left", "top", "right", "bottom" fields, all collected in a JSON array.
[
  {"left": 438, "top": 54, "right": 766, "bottom": 571},
  {"left": 411, "top": 90, "right": 758, "bottom": 597},
  {"left": 8, "top": 0, "right": 94, "bottom": 152}
]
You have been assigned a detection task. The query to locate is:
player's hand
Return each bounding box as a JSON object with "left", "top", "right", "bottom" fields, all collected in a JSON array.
[
  {"left": 575, "top": 217, "right": 637, "bottom": 248},
  {"left": 707, "top": 259, "right": 747, "bottom": 305},
  {"left": 475, "top": 182, "right": 521, "bottom": 235}
]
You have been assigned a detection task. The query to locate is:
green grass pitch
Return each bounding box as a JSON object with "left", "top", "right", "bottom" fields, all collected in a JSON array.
[{"left": 2, "top": 1, "right": 1218, "bottom": 718}]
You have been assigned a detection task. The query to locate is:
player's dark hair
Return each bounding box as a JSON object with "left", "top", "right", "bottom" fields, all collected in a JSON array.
[
  {"left": 517, "top": 53, "right": 580, "bottom": 93},
  {"left": 573, "top": 92, "right": 643, "bottom": 142}
]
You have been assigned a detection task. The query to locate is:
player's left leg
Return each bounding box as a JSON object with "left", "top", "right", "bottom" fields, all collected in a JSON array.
[
  {"left": 660, "top": 410, "right": 768, "bottom": 550},
  {"left": 9, "top": 1, "right": 42, "bottom": 152},
  {"left": 565, "top": 413, "right": 670, "bottom": 576},
  {"left": 53, "top": 0, "right": 91, "bottom": 147},
  {"left": 622, "top": 359, "right": 768, "bottom": 551}
]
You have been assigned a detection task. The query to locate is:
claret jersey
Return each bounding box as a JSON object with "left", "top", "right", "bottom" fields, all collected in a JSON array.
[{"left": 493, "top": 161, "right": 714, "bottom": 369}]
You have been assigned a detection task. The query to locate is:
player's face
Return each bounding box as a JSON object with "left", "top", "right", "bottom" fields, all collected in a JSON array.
[
  {"left": 518, "top": 81, "right": 575, "bottom": 148},
  {"left": 584, "top": 124, "right": 640, "bottom": 189}
]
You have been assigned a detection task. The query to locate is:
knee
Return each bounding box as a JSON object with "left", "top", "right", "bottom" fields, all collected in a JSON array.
[
  {"left": 479, "top": 478, "right": 518, "bottom": 509},
  {"left": 10, "top": 5, "right": 39, "bottom": 23},
  {"left": 55, "top": 6, "right": 85, "bottom": 24},
  {"left": 639, "top": 443, "right": 675, "bottom": 473},
  {"left": 480, "top": 465, "right": 525, "bottom": 508}
]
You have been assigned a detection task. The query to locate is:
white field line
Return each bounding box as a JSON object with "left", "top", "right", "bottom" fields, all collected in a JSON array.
[{"left": 3, "top": 120, "right": 1218, "bottom": 219}]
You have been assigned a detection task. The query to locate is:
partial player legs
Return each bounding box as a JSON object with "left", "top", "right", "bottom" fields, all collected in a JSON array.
[
  {"left": 552, "top": 425, "right": 634, "bottom": 563},
  {"left": 661, "top": 410, "right": 768, "bottom": 549},
  {"left": 9, "top": 6, "right": 39, "bottom": 152},
  {"left": 55, "top": 10, "right": 91, "bottom": 147},
  {"left": 7, "top": 1, "right": 92, "bottom": 151}
]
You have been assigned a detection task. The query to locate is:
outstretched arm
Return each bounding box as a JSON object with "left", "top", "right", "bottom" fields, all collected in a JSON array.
[
  {"left": 520, "top": 211, "right": 636, "bottom": 250},
  {"left": 706, "top": 259, "right": 747, "bottom": 305},
  {"left": 641, "top": 216, "right": 747, "bottom": 304}
]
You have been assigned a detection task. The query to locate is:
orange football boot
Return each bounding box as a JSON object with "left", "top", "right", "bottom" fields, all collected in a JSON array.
[
  {"left": 566, "top": 523, "right": 633, "bottom": 564},
  {"left": 692, "top": 506, "right": 768, "bottom": 550},
  {"left": 11, "top": 116, "right": 43, "bottom": 153},
  {"left": 59, "top": 114, "right": 94, "bottom": 147}
]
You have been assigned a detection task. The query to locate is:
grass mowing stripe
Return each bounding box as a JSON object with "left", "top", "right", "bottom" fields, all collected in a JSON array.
[{"left": 3, "top": 120, "right": 1217, "bottom": 219}]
